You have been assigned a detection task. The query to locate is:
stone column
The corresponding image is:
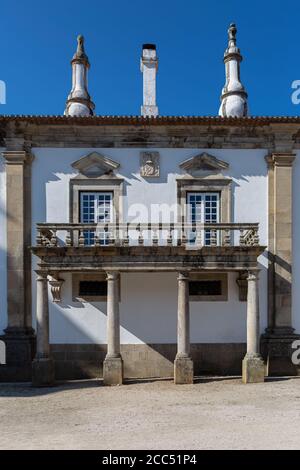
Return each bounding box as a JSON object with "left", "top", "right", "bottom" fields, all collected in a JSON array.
[
  {"left": 242, "top": 271, "right": 265, "bottom": 383},
  {"left": 103, "top": 272, "right": 123, "bottom": 385},
  {"left": 262, "top": 152, "right": 299, "bottom": 375},
  {"left": 174, "top": 272, "right": 193, "bottom": 384},
  {"left": 0, "top": 149, "right": 35, "bottom": 382},
  {"left": 32, "top": 273, "right": 55, "bottom": 387}
]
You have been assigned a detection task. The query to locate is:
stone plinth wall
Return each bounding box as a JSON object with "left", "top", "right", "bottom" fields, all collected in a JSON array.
[{"left": 50, "top": 343, "right": 247, "bottom": 380}]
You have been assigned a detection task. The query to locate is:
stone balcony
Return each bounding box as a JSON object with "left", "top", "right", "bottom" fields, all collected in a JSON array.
[{"left": 32, "top": 222, "right": 265, "bottom": 273}]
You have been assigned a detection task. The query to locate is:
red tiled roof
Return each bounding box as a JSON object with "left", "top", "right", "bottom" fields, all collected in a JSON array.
[{"left": 0, "top": 115, "right": 300, "bottom": 125}]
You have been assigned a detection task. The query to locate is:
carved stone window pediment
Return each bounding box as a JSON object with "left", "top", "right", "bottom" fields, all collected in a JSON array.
[
  {"left": 179, "top": 152, "right": 229, "bottom": 176},
  {"left": 71, "top": 152, "right": 120, "bottom": 178}
]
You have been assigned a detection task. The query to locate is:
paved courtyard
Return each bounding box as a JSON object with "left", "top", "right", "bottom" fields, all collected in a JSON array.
[{"left": 0, "top": 377, "right": 300, "bottom": 450}]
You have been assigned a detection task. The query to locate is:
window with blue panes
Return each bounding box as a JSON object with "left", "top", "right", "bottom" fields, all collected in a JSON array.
[
  {"left": 80, "top": 192, "right": 113, "bottom": 245},
  {"left": 187, "top": 192, "right": 220, "bottom": 245}
]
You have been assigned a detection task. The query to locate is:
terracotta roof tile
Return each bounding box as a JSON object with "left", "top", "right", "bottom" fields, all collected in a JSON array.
[{"left": 0, "top": 115, "right": 300, "bottom": 126}]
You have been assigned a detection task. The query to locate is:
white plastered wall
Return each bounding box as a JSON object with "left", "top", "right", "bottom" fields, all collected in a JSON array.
[{"left": 31, "top": 147, "right": 268, "bottom": 344}]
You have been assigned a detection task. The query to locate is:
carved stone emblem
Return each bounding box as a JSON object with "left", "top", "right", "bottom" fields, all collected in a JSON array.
[{"left": 140, "top": 151, "right": 160, "bottom": 177}]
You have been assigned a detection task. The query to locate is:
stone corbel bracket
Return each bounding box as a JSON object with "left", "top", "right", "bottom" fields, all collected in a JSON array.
[
  {"left": 236, "top": 271, "right": 248, "bottom": 301},
  {"left": 49, "top": 277, "right": 65, "bottom": 303}
]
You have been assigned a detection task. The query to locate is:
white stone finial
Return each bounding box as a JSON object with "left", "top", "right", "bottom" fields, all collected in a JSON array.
[
  {"left": 64, "top": 35, "right": 95, "bottom": 117},
  {"left": 140, "top": 44, "right": 159, "bottom": 117},
  {"left": 218, "top": 23, "right": 248, "bottom": 117}
]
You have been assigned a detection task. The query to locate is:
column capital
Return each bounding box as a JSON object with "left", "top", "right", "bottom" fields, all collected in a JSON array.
[
  {"left": 35, "top": 271, "right": 48, "bottom": 281},
  {"left": 2, "top": 150, "right": 34, "bottom": 165},
  {"left": 264, "top": 154, "right": 274, "bottom": 169},
  {"left": 106, "top": 271, "right": 120, "bottom": 281},
  {"left": 177, "top": 271, "right": 190, "bottom": 281},
  {"left": 247, "top": 270, "right": 260, "bottom": 282},
  {"left": 271, "top": 153, "right": 296, "bottom": 167}
]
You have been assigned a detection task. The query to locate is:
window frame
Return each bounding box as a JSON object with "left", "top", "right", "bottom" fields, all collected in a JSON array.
[
  {"left": 177, "top": 177, "right": 232, "bottom": 246},
  {"left": 70, "top": 177, "right": 123, "bottom": 225},
  {"left": 79, "top": 279, "right": 108, "bottom": 298},
  {"left": 79, "top": 190, "right": 114, "bottom": 245},
  {"left": 80, "top": 191, "right": 114, "bottom": 225},
  {"left": 177, "top": 177, "right": 232, "bottom": 225},
  {"left": 187, "top": 191, "right": 220, "bottom": 246},
  {"left": 189, "top": 273, "right": 228, "bottom": 301},
  {"left": 72, "top": 273, "right": 108, "bottom": 302},
  {"left": 187, "top": 192, "right": 220, "bottom": 224}
]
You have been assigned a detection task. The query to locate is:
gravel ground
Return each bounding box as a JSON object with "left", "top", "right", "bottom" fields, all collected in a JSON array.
[{"left": 0, "top": 376, "right": 300, "bottom": 450}]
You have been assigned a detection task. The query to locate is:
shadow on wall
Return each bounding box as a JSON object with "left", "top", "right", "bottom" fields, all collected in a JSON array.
[
  {"left": 48, "top": 272, "right": 177, "bottom": 379},
  {"left": 263, "top": 250, "right": 292, "bottom": 330}
]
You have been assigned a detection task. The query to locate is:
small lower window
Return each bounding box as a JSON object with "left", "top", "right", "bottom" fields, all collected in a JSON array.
[
  {"left": 189, "top": 273, "right": 228, "bottom": 301},
  {"left": 189, "top": 280, "right": 222, "bottom": 297},
  {"left": 79, "top": 281, "right": 107, "bottom": 297},
  {"left": 72, "top": 273, "right": 110, "bottom": 302}
]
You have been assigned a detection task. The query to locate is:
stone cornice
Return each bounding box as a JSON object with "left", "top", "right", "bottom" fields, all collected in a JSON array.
[
  {"left": 31, "top": 244, "right": 266, "bottom": 273},
  {"left": 2, "top": 150, "right": 34, "bottom": 165},
  {"left": 1, "top": 116, "right": 300, "bottom": 150},
  {"left": 2, "top": 115, "right": 300, "bottom": 125}
]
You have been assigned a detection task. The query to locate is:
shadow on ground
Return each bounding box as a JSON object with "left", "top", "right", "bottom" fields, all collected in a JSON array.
[{"left": 0, "top": 375, "right": 299, "bottom": 397}]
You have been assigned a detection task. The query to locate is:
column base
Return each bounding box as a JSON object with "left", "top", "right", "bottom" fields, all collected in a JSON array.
[
  {"left": 174, "top": 355, "right": 194, "bottom": 384},
  {"left": 103, "top": 356, "right": 123, "bottom": 386},
  {"left": 32, "top": 358, "right": 55, "bottom": 387},
  {"left": 261, "top": 331, "right": 300, "bottom": 376},
  {"left": 0, "top": 327, "right": 36, "bottom": 382},
  {"left": 242, "top": 354, "right": 265, "bottom": 384}
]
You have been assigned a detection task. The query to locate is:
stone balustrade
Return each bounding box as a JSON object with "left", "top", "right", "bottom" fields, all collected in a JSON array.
[{"left": 35, "top": 222, "right": 259, "bottom": 248}]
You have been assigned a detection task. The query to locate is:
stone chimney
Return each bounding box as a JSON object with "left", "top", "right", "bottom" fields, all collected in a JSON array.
[
  {"left": 64, "top": 35, "right": 95, "bottom": 117},
  {"left": 140, "top": 44, "right": 159, "bottom": 117},
  {"left": 219, "top": 24, "right": 248, "bottom": 117}
]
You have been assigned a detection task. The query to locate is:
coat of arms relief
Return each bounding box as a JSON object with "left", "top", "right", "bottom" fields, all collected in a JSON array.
[{"left": 140, "top": 151, "right": 160, "bottom": 177}]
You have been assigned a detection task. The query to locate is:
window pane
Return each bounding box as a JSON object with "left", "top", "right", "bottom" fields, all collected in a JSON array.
[
  {"left": 187, "top": 192, "right": 220, "bottom": 246},
  {"left": 189, "top": 280, "right": 222, "bottom": 296},
  {"left": 80, "top": 192, "right": 113, "bottom": 246},
  {"left": 79, "top": 281, "right": 107, "bottom": 297}
]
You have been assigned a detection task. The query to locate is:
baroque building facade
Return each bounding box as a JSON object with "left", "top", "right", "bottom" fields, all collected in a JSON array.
[{"left": 0, "top": 25, "right": 299, "bottom": 386}]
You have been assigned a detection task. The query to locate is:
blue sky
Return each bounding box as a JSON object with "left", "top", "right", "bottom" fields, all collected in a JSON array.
[{"left": 1, "top": 0, "right": 300, "bottom": 116}]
